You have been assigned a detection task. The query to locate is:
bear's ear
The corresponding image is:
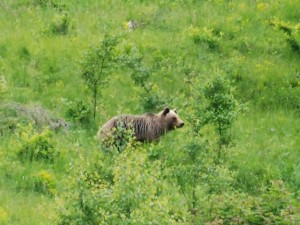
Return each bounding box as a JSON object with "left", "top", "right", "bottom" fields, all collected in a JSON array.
[
  {"left": 173, "top": 108, "right": 177, "bottom": 114},
  {"left": 162, "top": 107, "right": 170, "bottom": 116}
]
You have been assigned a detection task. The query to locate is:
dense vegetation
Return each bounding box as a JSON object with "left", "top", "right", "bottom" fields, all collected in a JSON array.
[{"left": 0, "top": 0, "right": 299, "bottom": 224}]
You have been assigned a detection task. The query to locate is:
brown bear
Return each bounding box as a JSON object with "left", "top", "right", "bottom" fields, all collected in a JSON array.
[{"left": 97, "top": 108, "right": 184, "bottom": 146}]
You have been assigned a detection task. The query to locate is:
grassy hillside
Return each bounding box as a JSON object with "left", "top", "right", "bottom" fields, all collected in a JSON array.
[{"left": 0, "top": 0, "right": 299, "bottom": 224}]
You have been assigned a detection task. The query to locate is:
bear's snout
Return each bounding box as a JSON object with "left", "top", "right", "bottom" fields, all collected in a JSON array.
[{"left": 179, "top": 122, "right": 184, "bottom": 128}]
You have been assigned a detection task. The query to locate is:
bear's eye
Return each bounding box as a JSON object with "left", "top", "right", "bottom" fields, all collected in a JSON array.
[{"left": 172, "top": 117, "right": 177, "bottom": 121}]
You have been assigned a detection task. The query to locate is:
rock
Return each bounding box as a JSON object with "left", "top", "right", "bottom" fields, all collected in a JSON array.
[{"left": 0, "top": 102, "right": 69, "bottom": 134}]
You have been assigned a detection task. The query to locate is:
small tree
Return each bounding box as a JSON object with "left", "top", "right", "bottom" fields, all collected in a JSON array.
[
  {"left": 203, "top": 75, "right": 239, "bottom": 149},
  {"left": 172, "top": 75, "right": 239, "bottom": 220},
  {"left": 81, "top": 34, "right": 118, "bottom": 121}
]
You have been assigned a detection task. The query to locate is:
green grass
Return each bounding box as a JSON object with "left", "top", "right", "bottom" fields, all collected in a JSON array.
[
  {"left": 230, "top": 108, "right": 300, "bottom": 193},
  {"left": 0, "top": 0, "right": 299, "bottom": 224},
  {"left": 0, "top": 189, "right": 57, "bottom": 225}
]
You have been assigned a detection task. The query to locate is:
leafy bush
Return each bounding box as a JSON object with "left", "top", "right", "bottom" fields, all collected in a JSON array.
[
  {"left": 18, "top": 129, "right": 58, "bottom": 162},
  {"left": 196, "top": 180, "right": 297, "bottom": 224},
  {"left": 99, "top": 123, "right": 136, "bottom": 152},
  {"left": 59, "top": 145, "right": 189, "bottom": 225},
  {"left": 33, "top": 170, "right": 57, "bottom": 195}
]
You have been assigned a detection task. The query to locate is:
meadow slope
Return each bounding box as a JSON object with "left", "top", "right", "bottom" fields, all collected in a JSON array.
[{"left": 0, "top": 0, "right": 299, "bottom": 224}]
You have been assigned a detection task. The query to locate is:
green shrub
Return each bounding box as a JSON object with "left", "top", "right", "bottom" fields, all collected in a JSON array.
[
  {"left": 33, "top": 170, "right": 57, "bottom": 195},
  {"left": 197, "top": 180, "right": 297, "bottom": 224},
  {"left": 59, "top": 145, "right": 188, "bottom": 225},
  {"left": 18, "top": 129, "right": 58, "bottom": 162},
  {"left": 100, "top": 123, "right": 136, "bottom": 152},
  {"left": 202, "top": 76, "right": 239, "bottom": 148}
]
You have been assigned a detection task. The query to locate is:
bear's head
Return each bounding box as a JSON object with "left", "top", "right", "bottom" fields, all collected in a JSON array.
[{"left": 160, "top": 107, "right": 185, "bottom": 130}]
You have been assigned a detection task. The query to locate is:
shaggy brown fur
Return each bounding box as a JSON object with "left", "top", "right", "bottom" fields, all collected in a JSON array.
[{"left": 97, "top": 108, "right": 184, "bottom": 144}]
